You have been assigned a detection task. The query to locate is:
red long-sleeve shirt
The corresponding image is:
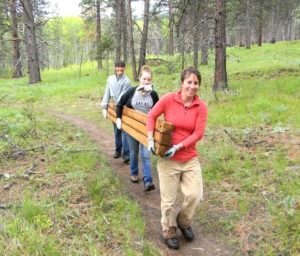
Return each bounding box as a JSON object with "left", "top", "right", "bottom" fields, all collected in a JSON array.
[{"left": 147, "top": 91, "right": 208, "bottom": 162}]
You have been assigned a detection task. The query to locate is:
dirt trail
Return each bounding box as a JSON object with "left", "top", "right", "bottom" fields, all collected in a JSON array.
[{"left": 55, "top": 112, "right": 233, "bottom": 256}]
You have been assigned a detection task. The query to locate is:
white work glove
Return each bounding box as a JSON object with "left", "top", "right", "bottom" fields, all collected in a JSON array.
[
  {"left": 147, "top": 138, "right": 156, "bottom": 154},
  {"left": 163, "top": 145, "right": 179, "bottom": 159},
  {"left": 116, "top": 118, "right": 122, "bottom": 130},
  {"left": 143, "top": 85, "right": 153, "bottom": 92},
  {"left": 102, "top": 109, "right": 107, "bottom": 118},
  {"left": 137, "top": 85, "right": 153, "bottom": 92}
]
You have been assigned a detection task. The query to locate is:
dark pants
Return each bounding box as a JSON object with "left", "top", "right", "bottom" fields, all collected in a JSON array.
[{"left": 113, "top": 123, "right": 129, "bottom": 158}]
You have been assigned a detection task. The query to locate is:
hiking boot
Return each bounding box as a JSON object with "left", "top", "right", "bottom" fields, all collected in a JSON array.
[
  {"left": 123, "top": 156, "right": 130, "bottom": 164},
  {"left": 164, "top": 236, "right": 179, "bottom": 250},
  {"left": 130, "top": 176, "right": 138, "bottom": 183},
  {"left": 163, "top": 227, "right": 178, "bottom": 249},
  {"left": 113, "top": 152, "right": 121, "bottom": 159},
  {"left": 144, "top": 182, "right": 155, "bottom": 192},
  {"left": 179, "top": 226, "right": 194, "bottom": 242}
]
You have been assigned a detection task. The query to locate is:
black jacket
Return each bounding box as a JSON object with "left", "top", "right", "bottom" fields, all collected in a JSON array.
[{"left": 116, "top": 86, "right": 159, "bottom": 118}]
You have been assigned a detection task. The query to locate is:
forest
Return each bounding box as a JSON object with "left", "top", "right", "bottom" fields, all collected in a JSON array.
[
  {"left": 0, "top": 0, "right": 299, "bottom": 87},
  {"left": 0, "top": 0, "right": 299, "bottom": 255}
]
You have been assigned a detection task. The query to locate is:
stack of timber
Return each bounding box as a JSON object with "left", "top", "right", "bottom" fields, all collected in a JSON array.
[{"left": 107, "top": 102, "right": 174, "bottom": 156}]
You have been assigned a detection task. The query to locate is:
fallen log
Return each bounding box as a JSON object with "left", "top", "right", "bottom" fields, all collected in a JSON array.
[{"left": 107, "top": 102, "right": 173, "bottom": 156}]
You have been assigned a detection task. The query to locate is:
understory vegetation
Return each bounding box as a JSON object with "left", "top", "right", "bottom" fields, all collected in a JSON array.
[{"left": 0, "top": 41, "right": 299, "bottom": 255}]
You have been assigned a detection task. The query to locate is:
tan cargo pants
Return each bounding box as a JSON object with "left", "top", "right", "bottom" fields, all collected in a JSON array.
[{"left": 157, "top": 157, "right": 203, "bottom": 238}]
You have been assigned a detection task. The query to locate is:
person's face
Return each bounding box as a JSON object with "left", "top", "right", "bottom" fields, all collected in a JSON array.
[
  {"left": 139, "top": 71, "right": 152, "bottom": 86},
  {"left": 115, "top": 65, "right": 125, "bottom": 76},
  {"left": 180, "top": 73, "right": 200, "bottom": 98}
]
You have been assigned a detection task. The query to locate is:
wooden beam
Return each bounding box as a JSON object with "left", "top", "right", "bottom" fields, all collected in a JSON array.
[{"left": 106, "top": 102, "right": 173, "bottom": 156}]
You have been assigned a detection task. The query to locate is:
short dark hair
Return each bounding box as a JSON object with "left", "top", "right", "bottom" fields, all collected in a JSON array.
[{"left": 115, "top": 61, "right": 126, "bottom": 67}]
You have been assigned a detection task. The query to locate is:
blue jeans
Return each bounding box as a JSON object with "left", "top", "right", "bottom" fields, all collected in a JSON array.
[
  {"left": 127, "top": 134, "right": 153, "bottom": 185},
  {"left": 113, "top": 123, "right": 129, "bottom": 158}
]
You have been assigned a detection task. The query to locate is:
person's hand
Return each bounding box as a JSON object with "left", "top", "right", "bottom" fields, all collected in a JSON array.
[
  {"left": 116, "top": 118, "right": 122, "bottom": 130},
  {"left": 148, "top": 138, "right": 156, "bottom": 154},
  {"left": 102, "top": 109, "right": 107, "bottom": 118},
  {"left": 143, "top": 85, "right": 153, "bottom": 92},
  {"left": 137, "top": 85, "right": 153, "bottom": 92},
  {"left": 163, "top": 145, "right": 179, "bottom": 159}
]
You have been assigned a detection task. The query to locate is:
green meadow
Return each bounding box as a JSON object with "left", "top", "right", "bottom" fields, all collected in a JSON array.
[{"left": 0, "top": 40, "right": 299, "bottom": 255}]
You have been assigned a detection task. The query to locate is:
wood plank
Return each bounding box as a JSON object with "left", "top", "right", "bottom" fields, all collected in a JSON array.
[
  {"left": 107, "top": 111, "right": 170, "bottom": 156},
  {"left": 106, "top": 102, "right": 174, "bottom": 156},
  {"left": 108, "top": 102, "right": 173, "bottom": 134}
]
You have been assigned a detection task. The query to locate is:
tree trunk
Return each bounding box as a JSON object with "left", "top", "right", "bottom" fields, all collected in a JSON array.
[
  {"left": 201, "top": 0, "right": 209, "bottom": 65},
  {"left": 168, "top": 0, "right": 174, "bottom": 56},
  {"left": 257, "top": 0, "right": 263, "bottom": 46},
  {"left": 21, "top": 0, "right": 41, "bottom": 84},
  {"left": 115, "top": 0, "right": 122, "bottom": 61},
  {"left": 245, "top": 0, "right": 251, "bottom": 49},
  {"left": 213, "top": 0, "right": 228, "bottom": 92},
  {"left": 121, "top": 1, "right": 128, "bottom": 62},
  {"left": 10, "top": 0, "right": 22, "bottom": 78},
  {"left": 138, "top": 0, "right": 150, "bottom": 74},
  {"left": 96, "top": 0, "right": 102, "bottom": 69},
  {"left": 179, "top": 9, "right": 188, "bottom": 70},
  {"left": 127, "top": 0, "right": 138, "bottom": 81},
  {"left": 270, "top": 0, "right": 279, "bottom": 43},
  {"left": 181, "top": 38, "right": 185, "bottom": 70},
  {"left": 193, "top": 36, "right": 199, "bottom": 68},
  {"left": 192, "top": 0, "right": 201, "bottom": 68},
  {"left": 238, "top": 27, "right": 244, "bottom": 47}
]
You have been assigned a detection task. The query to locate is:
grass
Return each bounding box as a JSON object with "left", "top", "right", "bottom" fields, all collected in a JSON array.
[
  {"left": 0, "top": 110, "right": 148, "bottom": 255},
  {"left": 155, "top": 41, "right": 300, "bottom": 255},
  {"left": 0, "top": 40, "right": 299, "bottom": 255}
]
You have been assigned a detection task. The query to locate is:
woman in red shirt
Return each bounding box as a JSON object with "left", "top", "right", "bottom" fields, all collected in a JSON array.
[{"left": 146, "top": 66, "right": 208, "bottom": 250}]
